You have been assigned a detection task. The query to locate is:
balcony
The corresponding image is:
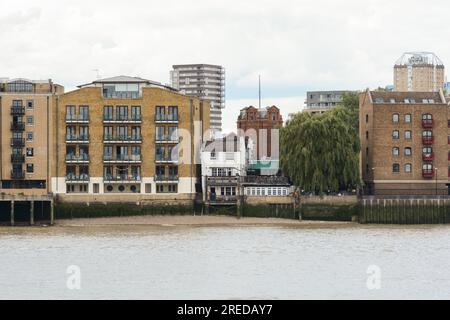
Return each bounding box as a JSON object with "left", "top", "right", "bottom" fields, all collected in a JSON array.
[
  {"left": 66, "top": 135, "right": 90, "bottom": 144},
  {"left": 422, "top": 136, "right": 434, "bottom": 145},
  {"left": 103, "top": 115, "right": 142, "bottom": 124},
  {"left": 155, "top": 135, "right": 179, "bottom": 144},
  {"left": 103, "top": 154, "right": 142, "bottom": 163},
  {"left": 155, "top": 155, "right": 178, "bottom": 164},
  {"left": 66, "top": 174, "right": 90, "bottom": 182},
  {"left": 11, "top": 122, "right": 25, "bottom": 131},
  {"left": 209, "top": 195, "right": 238, "bottom": 204},
  {"left": 10, "top": 107, "right": 25, "bottom": 115},
  {"left": 422, "top": 153, "right": 434, "bottom": 161},
  {"left": 10, "top": 138, "right": 25, "bottom": 147},
  {"left": 207, "top": 176, "right": 239, "bottom": 185},
  {"left": 422, "top": 119, "right": 434, "bottom": 128},
  {"left": 11, "top": 154, "right": 25, "bottom": 163},
  {"left": 103, "top": 175, "right": 141, "bottom": 183},
  {"left": 65, "top": 154, "right": 90, "bottom": 163},
  {"left": 242, "top": 175, "right": 290, "bottom": 186},
  {"left": 422, "top": 169, "right": 434, "bottom": 178},
  {"left": 154, "top": 175, "right": 179, "bottom": 183},
  {"left": 155, "top": 114, "right": 179, "bottom": 123},
  {"left": 11, "top": 170, "right": 25, "bottom": 179},
  {"left": 103, "top": 135, "right": 142, "bottom": 144},
  {"left": 65, "top": 115, "right": 90, "bottom": 124}
]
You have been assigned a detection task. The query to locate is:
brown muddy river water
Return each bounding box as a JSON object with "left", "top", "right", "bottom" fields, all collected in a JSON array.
[{"left": 1, "top": 224, "right": 450, "bottom": 299}]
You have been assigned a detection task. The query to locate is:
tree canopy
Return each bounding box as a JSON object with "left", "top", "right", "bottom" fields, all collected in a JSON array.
[{"left": 280, "top": 92, "right": 360, "bottom": 193}]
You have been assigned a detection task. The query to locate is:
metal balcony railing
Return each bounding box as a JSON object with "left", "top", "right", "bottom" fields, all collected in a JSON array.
[
  {"left": 66, "top": 135, "right": 90, "bottom": 142},
  {"left": 10, "top": 107, "right": 25, "bottom": 115},
  {"left": 11, "top": 154, "right": 25, "bottom": 163},
  {"left": 11, "top": 122, "right": 25, "bottom": 131},
  {"left": 103, "top": 175, "right": 141, "bottom": 182},
  {"left": 422, "top": 169, "right": 434, "bottom": 178},
  {"left": 103, "top": 135, "right": 142, "bottom": 142},
  {"left": 10, "top": 138, "right": 25, "bottom": 147},
  {"left": 11, "top": 170, "right": 25, "bottom": 179}
]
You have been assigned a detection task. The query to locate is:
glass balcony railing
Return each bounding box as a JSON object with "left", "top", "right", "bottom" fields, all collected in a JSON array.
[
  {"left": 103, "top": 154, "right": 142, "bottom": 162},
  {"left": 66, "top": 135, "right": 90, "bottom": 142},
  {"left": 155, "top": 175, "right": 179, "bottom": 182},
  {"left": 66, "top": 173, "right": 90, "bottom": 181},
  {"left": 103, "top": 135, "right": 142, "bottom": 142},
  {"left": 155, "top": 114, "right": 179, "bottom": 122},
  {"left": 65, "top": 154, "right": 90, "bottom": 162},
  {"left": 103, "top": 175, "right": 141, "bottom": 182},
  {"left": 65, "top": 115, "right": 90, "bottom": 122},
  {"left": 103, "top": 115, "right": 142, "bottom": 122}
]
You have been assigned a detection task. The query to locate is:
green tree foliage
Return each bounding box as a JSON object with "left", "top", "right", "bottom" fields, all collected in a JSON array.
[{"left": 280, "top": 92, "right": 360, "bottom": 193}]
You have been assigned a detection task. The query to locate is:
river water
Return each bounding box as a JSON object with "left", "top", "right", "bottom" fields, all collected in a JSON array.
[{"left": 1, "top": 223, "right": 450, "bottom": 300}]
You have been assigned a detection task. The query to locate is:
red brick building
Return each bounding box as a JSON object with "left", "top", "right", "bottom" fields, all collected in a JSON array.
[{"left": 237, "top": 106, "right": 283, "bottom": 160}]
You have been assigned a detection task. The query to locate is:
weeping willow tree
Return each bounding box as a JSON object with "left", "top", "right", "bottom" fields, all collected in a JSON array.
[{"left": 280, "top": 93, "right": 360, "bottom": 193}]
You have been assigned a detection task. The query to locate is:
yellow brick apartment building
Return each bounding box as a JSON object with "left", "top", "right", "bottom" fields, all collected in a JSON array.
[
  {"left": 360, "top": 89, "right": 450, "bottom": 195},
  {"left": 0, "top": 78, "right": 64, "bottom": 196},
  {"left": 51, "top": 76, "right": 210, "bottom": 202}
]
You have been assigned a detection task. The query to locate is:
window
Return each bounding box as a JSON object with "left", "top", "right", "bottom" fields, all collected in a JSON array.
[
  {"left": 392, "top": 130, "right": 399, "bottom": 139},
  {"left": 168, "top": 106, "right": 178, "bottom": 120},
  {"left": 366, "top": 131, "right": 369, "bottom": 139},
  {"left": 26, "top": 132, "right": 33, "bottom": 141},
  {"left": 26, "top": 100, "right": 34, "bottom": 109},
  {"left": 422, "top": 130, "right": 433, "bottom": 137},
  {"left": 366, "top": 147, "right": 369, "bottom": 157},
  {"left": 365, "top": 114, "right": 369, "bottom": 123},
  {"left": 27, "top": 116, "right": 33, "bottom": 125},
  {"left": 393, "top": 163, "right": 400, "bottom": 173},
  {"left": 7, "top": 80, "right": 33, "bottom": 93},
  {"left": 116, "top": 106, "right": 128, "bottom": 120},
  {"left": 104, "top": 106, "right": 113, "bottom": 120},
  {"left": 405, "top": 130, "right": 412, "bottom": 140},
  {"left": 405, "top": 164, "right": 412, "bottom": 173},
  {"left": 26, "top": 148, "right": 34, "bottom": 157},
  {"left": 79, "top": 106, "right": 89, "bottom": 120},
  {"left": 26, "top": 164, "right": 34, "bottom": 173},
  {"left": 392, "top": 147, "right": 399, "bottom": 156},
  {"left": 392, "top": 113, "right": 399, "bottom": 123},
  {"left": 422, "top": 113, "right": 432, "bottom": 121},
  {"left": 405, "top": 114, "right": 411, "bottom": 123},
  {"left": 404, "top": 147, "right": 412, "bottom": 156},
  {"left": 210, "top": 149, "right": 216, "bottom": 160},
  {"left": 131, "top": 106, "right": 141, "bottom": 120},
  {"left": 66, "top": 105, "right": 76, "bottom": 120}
]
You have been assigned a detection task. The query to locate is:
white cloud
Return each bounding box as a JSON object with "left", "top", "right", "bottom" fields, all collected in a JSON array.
[{"left": 0, "top": 0, "right": 449, "bottom": 110}]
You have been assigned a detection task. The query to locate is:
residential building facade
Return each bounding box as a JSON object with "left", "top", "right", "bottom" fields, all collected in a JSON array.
[
  {"left": 394, "top": 52, "right": 445, "bottom": 92},
  {"left": 0, "top": 78, "right": 64, "bottom": 196},
  {"left": 52, "top": 76, "right": 210, "bottom": 202},
  {"left": 171, "top": 64, "right": 225, "bottom": 132},
  {"left": 304, "top": 90, "right": 353, "bottom": 115},
  {"left": 360, "top": 89, "right": 449, "bottom": 195}
]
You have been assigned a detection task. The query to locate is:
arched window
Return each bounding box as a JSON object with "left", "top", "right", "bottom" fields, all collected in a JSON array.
[
  {"left": 422, "top": 130, "right": 433, "bottom": 137},
  {"left": 405, "top": 164, "right": 412, "bottom": 173},
  {"left": 404, "top": 147, "right": 412, "bottom": 156},
  {"left": 392, "top": 130, "right": 399, "bottom": 139},
  {"left": 392, "top": 113, "right": 399, "bottom": 123},
  {"left": 405, "top": 114, "right": 412, "bottom": 123},
  {"left": 405, "top": 130, "right": 412, "bottom": 139},
  {"left": 422, "top": 113, "right": 433, "bottom": 120},
  {"left": 393, "top": 163, "right": 400, "bottom": 173},
  {"left": 366, "top": 114, "right": 369, "bottom": 123},
  {"left": 392, "top": 147, "right": 399, "bottom": 156}
]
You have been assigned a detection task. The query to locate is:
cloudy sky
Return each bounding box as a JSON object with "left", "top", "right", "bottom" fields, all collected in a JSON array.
[{"left": 1, "top": 0, "right": 450, "bottom": 131}]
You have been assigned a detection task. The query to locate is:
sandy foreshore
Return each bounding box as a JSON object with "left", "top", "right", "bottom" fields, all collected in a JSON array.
[{"left": 55, "top": 215, "right": 354, "bottom": 227}]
